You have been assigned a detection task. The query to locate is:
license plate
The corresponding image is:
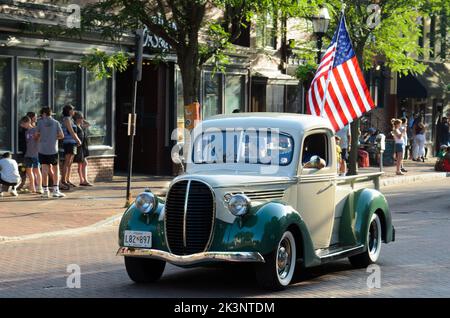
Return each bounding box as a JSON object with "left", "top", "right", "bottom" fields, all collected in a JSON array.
[{"left": 124, "top": 231, "right": 152, "bottom": 248}]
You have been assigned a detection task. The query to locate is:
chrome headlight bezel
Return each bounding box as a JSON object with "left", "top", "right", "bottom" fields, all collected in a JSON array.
[
  {"left": 227, "top": 193, "right": 251, "bottom": 217},
  {"left": 135, "top": 191, "right": 157, "bottom": 214}
]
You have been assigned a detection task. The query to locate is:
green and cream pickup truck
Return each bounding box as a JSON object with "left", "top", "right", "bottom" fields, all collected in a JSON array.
[{"left": 116, "top": 113, "right": 395, "bottom": 290}]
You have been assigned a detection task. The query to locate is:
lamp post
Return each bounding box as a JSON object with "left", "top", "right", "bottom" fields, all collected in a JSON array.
[
  {"left": 311, "top": 6, "right": 330, "bottom": 64},
  {"left": 125, "top": 28, "right": 144, "bottom": 207}
]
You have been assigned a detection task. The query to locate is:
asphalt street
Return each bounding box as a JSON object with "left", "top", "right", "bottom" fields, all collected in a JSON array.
[{"left": 1, "top": 179, "right": 449, "bottom": 298}]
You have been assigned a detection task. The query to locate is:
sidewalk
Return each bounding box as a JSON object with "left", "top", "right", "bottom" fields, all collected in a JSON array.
[
  {"left": 0, "top": 159, "right": 447, "bottom": 240},
  {"left": 0, "top": 175, "right": 171, "bottom": 239}
]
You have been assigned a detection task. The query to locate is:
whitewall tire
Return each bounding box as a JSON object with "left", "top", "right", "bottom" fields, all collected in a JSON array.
[{"left": 255, "top": 230, "right": 297, "bottom": 290}]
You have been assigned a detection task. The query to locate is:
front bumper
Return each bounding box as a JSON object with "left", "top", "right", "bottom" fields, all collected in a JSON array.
[{"left": 117, "top": 247, "right": 265, "bottom": 266}]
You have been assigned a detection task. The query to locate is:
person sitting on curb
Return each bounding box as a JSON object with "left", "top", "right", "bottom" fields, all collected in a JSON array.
[
  {"left": 0, "top": 152, "right": 21, "bottom": 197},
  {"left": 435, "top": 145, "right": 450, "bottom": 172}
]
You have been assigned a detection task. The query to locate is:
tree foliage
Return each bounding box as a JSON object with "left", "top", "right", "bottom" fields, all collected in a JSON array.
[
  {"left": 296, "top": 0, "right": 447, "bottom": 175},
  {"left": 80, "top": 49, "right": 129, "bottom": 80},
  {"left": 77, "top": 0, "right": 313, "bottom": 105},
  {"left": 316, "top": 0, "right": 447, "bottom": 75}
]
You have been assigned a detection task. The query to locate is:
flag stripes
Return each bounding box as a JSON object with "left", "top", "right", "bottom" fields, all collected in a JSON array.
[{"left": 306, "top": 16, "right": 375, "bottom": 132}]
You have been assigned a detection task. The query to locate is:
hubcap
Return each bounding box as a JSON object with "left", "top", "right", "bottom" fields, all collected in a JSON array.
[
  {"left": 277, "top": 238, "right": 292, "bottom": 279},
  {"left": 368, "top": 218, "right": 379, "bottom": 257}
]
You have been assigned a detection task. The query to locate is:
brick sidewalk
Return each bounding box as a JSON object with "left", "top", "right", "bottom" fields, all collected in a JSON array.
[
  {"left": 0, "top": 175, "right": 171, "bottom": 238},
  {"left": 0, "top": 158, "right": 442, "bottom": 239}
]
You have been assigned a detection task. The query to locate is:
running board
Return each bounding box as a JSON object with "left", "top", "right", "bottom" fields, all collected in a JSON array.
[{"left": 315, "top": 245, "right": 365, "bottom": 263}]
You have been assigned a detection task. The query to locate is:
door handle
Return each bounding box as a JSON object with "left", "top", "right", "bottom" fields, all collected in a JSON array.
[{"left": 317, "top": 180, "right": 333, "bottom": 194}]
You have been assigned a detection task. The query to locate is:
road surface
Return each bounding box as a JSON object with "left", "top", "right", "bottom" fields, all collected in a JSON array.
[{"left": 1, "top": 179, "right": 449, "bottom": 297}]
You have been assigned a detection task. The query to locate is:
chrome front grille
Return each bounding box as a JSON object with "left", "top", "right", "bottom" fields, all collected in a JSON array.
[
  {"left": 232, "top": 189, "right": 285, "bottom": 200},
  {"left": 165, "top": 180, "right": 215, "bottom": 255}
]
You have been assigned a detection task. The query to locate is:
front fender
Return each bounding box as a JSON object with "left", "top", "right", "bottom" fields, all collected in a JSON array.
[
  {"left": 210, "top": 202, "right": 320, "bottom": 267},
  {"left": 118, "top": 197, "right": 169, "bottom": 252},
  {"left": 339, "top": 188, "right": 394, "bottom": 247}
]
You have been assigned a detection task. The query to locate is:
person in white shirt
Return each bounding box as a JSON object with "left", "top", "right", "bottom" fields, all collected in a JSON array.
[
  {"left": 400, "top": 117, "right": 408, "bottom": 173},
  {"left": 0, "top": 152, "right": 21, "bottom": 197}
]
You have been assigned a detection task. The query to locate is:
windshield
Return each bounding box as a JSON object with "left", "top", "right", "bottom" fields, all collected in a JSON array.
[{"left": 192, "top": 129, "right": 294, "bottom": 166}]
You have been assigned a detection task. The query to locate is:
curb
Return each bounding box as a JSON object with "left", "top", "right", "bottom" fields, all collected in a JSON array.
[
  {"left": 379, "top": 172, "right": 449, "bottom": 188},
  {"left": 1, "top": 172, "right": 448, "bottom": 243},
  {"left": 0, "top": 213, "right": 123, "bottom": 244}
]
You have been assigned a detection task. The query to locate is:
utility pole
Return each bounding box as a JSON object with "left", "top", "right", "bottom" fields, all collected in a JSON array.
[{"left": 125, "top": 28, "right": 144, "bottom": 207}]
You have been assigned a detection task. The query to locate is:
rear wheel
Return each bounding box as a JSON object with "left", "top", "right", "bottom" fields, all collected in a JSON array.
[
  {"left": 349, "top": 213, "right": 382, "bottom": 268},
  {"left": 255, "top": 231, "right": 297, "bottom": 290},
  {"left": 124, "top": 256, "right": 165, "bottom": 283}
]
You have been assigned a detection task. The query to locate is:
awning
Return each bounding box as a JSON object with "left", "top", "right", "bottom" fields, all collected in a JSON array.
[
  {"left": 397, "top": 61, "right": 449, "bottom": 99},
  {"left": 251, "top": 69, "right": 299, "bottom": 85}
]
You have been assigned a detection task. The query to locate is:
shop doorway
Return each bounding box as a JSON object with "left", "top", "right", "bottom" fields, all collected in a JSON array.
[{"left": 115, "top": 63, "right": 172, "bottom": 175}]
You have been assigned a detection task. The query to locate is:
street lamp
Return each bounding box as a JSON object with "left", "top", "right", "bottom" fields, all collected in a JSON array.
[{"left": 311, "top": 6, "right": 330, "bottom": 64}]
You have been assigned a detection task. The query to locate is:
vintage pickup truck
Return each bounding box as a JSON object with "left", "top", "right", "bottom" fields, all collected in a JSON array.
[{"left": 116, "top": 113, "right": 395, "bottom": 290}]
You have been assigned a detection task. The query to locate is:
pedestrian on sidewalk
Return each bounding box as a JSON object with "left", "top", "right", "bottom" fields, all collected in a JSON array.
[
  {"left": 16, "top": 114, "right": 28, "bottom": 192},
  {"left": 26, "top": 111, "right": 37, "bottom": 127},
  {"left": 28, "top": 111, "right": 55, "bottom": 187},
  {"left": 412, "top": 116, "right": 426, "bottom": 162},
  {"left": 336, "top": 124, "right": 351, "bottom": 161},
  {"left": 73, "top": 111, "right": 93, "bottom": 186},
  {"left": 19, "top": 116, "right": 43, "bottom": 194},
  {"left": 436, "top": 117, "right": 449, "bottom": 148},
  {"left": 400, "top": 117, "right": 408, "bottom": 173},
  {"left": 391, "top": 118, "right": 406, "bottom": 175},
  {"left": 61, "top": 104, "right": 82, "bottom": 190},
  {"left": 36, "top": 106, "right": 65, "bottom": 198},
  {"left": 0, "top": 152, "right": 21, "bottom": 197},
  {"left": 335, "top": 135, "right": 346, "bottom": 176}
]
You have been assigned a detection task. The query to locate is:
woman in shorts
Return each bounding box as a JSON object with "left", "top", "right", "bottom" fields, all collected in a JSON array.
[
  {"left": 61, "top": 104, "right": 82, "bottom": 190},
  {"left": 391, "top": 118, "right": 406, "bottom": 175},
  {"left": 73, "top": 112, "right": 93, "bottom": 186}
]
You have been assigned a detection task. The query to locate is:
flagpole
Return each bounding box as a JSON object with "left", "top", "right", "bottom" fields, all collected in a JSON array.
[{"left": 319, "top": 4, "right": 347, "bottom": 119}]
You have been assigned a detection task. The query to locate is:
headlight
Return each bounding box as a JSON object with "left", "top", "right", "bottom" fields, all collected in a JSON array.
[
  {"left": 135, "top": 191, "right": 157, "bottom": 214},
  {"left": 227, "top": 194, "right": 251, "bottom": 216}
]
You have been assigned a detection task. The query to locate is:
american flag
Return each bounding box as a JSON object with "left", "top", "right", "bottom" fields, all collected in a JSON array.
[{"left": 306, "top": 15, "right": 375, "bottom": 132}]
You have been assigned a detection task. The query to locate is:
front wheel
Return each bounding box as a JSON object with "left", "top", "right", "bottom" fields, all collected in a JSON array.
[
  {"left": 349, "top": 213, "right": 382, "bottom": 268},
  {"left": 124, "top": 256, "right": 166, "bottom": 283},
  {"left": 255, "top": 231, "right": 297, "bottom": 290}
]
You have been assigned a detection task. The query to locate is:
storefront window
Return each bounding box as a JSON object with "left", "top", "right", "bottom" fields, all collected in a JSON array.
[
  {"left": 266, "top": 84, "right": 284, "bottom": 112},
  {"left": 203, "top": 72, "right": 221, "bottom": 119},
  {"left": 54, "top": 62, "right": 81, "bottom": 120},
  {"left": 225, "top": 75, "right": 245, "bottom": 114},
  {"left": 256, "top": 12, "right": 277, "bottom": 49},
  {"left": 86, "top": 71, "right": 110, "bottom": 146},
  {"left": 0, "top": 58, "right": 11, "bottom": 150},
  {"left": 17, "top": 59, "right": 47, "bottom": 117},
  {"left": 285, "top": 85, "right": 302, "bottom": 113}
]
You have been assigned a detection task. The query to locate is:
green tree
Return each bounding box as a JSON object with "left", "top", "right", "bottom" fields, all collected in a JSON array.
[
  {"left": 308, "top": 0, "right": 448, "bottom": 175},
  {"left": 78, "top": 0, "right": 311, "bottom": 108}
]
